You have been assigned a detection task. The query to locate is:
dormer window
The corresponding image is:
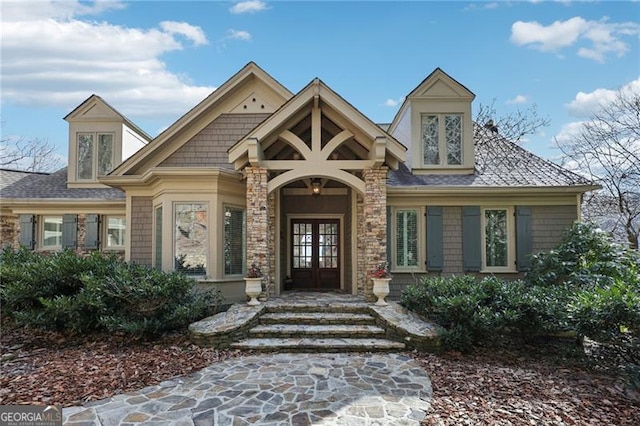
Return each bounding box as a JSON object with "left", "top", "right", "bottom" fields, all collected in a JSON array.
[
  {"left": 77, "top": 133, "right": 115, "bottom": 180},
  {"left": 421, "top": 114, "right": 462, "bottom": 166}
]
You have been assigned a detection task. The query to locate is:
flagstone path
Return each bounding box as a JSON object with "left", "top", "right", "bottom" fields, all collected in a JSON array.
[{"left": 63, "top": 352, "right": 432, "bottom": 425}]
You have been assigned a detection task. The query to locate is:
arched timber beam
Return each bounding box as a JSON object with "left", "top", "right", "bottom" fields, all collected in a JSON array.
[
  {"left": 321, "top": 130, "right": 353, "bottom": 160},
  {"left": 279, "top": 130, "right": 313, "bottom": 160},
  {"left": 267, "top": 167, "right": 365, "bottom": 195}
]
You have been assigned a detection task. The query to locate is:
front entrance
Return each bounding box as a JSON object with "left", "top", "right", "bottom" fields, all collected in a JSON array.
[{"left": 290, "top": 219, "right": 340, "bottom": 289}]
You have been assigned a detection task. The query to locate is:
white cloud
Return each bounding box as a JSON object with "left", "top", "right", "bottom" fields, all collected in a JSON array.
[
  {"left": 510, "top": 16, "right": 640, "bottom": 62},
  {"left": 384, "top": 97, "right": 404, "bottom": 107},
  {"left": 0, "top": 1, "right": 214, "bottom": 119},
  {"left": 227, "top": 29, "right": 252, "bottom": 41},
  {"left": 230, "top": 0, "right": 269, "bottom": 14},
  {"left": 506, "top": 95, "right": 528, "bottom": 105},
  {"left": 565, "top": 78, "right": 640, "bottom": 117},
  {"left": 160, "top": 21, "right": 208, "bottom": 46}
]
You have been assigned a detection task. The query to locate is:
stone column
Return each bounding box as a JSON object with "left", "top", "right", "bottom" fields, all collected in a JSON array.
[
  {"left": 362, "top": 167, "right": 388, "bottom": 300},
  {"left": 245, "top": 167, "right": 270, "bottom": 301}
]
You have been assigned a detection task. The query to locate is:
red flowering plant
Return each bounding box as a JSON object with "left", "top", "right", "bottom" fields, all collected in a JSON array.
[
  {"left": 371, "top": 262, "right": 391, "bottom": 279},
  {"left": 245, "top": 263, "right": 263, "bottom": 278}
]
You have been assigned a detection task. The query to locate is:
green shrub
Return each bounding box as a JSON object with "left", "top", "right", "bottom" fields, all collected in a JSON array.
[
  {"left": 568, "top": 279, "right": 640, "bottom": 366},
  {"left": 401, "top": 275, "right": 574, "bottom": 351},
  {"left": 0, "top": 248, "right": 221, "bottom": 339},
  {"left": 526, "top": 222, "right": 638, "bottom": 289}
]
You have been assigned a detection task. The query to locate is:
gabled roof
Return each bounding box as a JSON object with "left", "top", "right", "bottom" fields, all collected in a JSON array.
[
  {"left": 110, "top": 62, "right": 293, "bottom": 176},
  {"left": 388, "top": 67, "right": 475, "bottom": 135},
  {"left": 0, "top": 168, "right": 124, "bottom": 200},
  {"left": 64, "top": 94, "right": 152, "bottom": 142},
  {"left": 228, "top": 78, "right": 406, "bottom": 168},
  {"left": 388, "top": 126, "right": 597, "bottom": 190}
]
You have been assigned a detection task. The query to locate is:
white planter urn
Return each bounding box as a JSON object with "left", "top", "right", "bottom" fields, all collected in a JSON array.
[
  {"left": 372, "top": 277, "right": 391, "bottom": 306},
  {"left": 244, "top": 277, "right": 263, "bottom": 306}
]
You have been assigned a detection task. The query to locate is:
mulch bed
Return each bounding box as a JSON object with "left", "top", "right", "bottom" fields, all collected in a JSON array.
[{"left": 1, "top": 321, "right": 638, "bottom": 424}]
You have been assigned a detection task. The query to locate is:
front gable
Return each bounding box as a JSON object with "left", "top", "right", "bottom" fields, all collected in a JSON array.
[
  {"left": 228, "top": 79, "right": 406, "bottom": 194},
  {"left": 106, "top": 62, "right": 292, "bottom": 178}
]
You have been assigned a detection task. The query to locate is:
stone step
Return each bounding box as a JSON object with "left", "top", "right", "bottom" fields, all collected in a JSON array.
[
  {"left": 266, "top": 303, "right": 370, "bottom": 315},
  {"left": 260, "top": 312, "right": 376, "bottom": 325},
  {"left": 249, "top": 324, "right": 385, "bottom": 339},
  {"left": 230, "top": 338, "right": 406, "bottom": 352}
]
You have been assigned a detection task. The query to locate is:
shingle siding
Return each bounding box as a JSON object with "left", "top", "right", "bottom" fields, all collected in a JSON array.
[
  {"left": 130, "top": 196, "right": 153, "bottom": 265},
  {"left": 159, "top": 114, "right": 269, "bottom": 168},
  {"left": 531, "top": 205, "right": 577, "bottom": 252},
  {"left": 442, "top": 206, "right": 464, "bottom": 274}
]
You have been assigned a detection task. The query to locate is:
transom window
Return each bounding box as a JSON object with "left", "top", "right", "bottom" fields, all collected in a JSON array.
[
  {"left": 41, "top": 216, "right": 62, "bottom": 250},
  {"left": 421, "top": 114, "right": 462, "bottom": 166},
  {"left": 174, "top": 203, "right": 208, "bottom": 276},
  {"left": 224, "top": 206, "right": 245, "bottom": 276},
  {"left": 482, "top": 207, "right": 515, "bottom": 272},
  {"left": 77, "top": 133, "right": 115, "bottom": 180},
  {"left": 394, "top": 209, "right": 419, "bottom": 269}
]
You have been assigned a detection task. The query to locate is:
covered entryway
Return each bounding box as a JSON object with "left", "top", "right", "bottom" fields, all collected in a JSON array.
[{"left": 290, "top": 219, "right": 340, "bottom": 290}]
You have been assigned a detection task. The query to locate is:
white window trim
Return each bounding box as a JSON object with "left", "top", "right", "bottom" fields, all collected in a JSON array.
[
  {"left": 481, "top": 206, "right": 516, "bottom": 273},
  {"left": 103, "top": 215, "right": 126, "bottom": 251},
  {"left": 76, "top": 132, "right": 116, "bottom": 181},
  {"left": 391, "top": 207, "right": 423, "bottom": 272},
  {"left": 39, "top": 215, "right": 63, "bottom": 251},
  {"left": 420, "top": 113, "right": 463, "bottom": 167}
]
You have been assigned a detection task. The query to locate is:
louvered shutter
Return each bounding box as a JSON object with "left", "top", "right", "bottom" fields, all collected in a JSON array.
[
  {"left": 426, "top": 206, "right": 443, "bottom": 271},
  {"left": 516, "top": 206, "right": 533, "bottom": 271},
  {"left": 462, "top": 206, "right": 481, "bottom": 271},
  {"left": 62, "top": 214, "right": 78, "bottom": 249},
  {"left": 19, "top": 214, "right": 35, "bottom": 249},
  {"left": 386, "top": 206, "right": 392, "bottom": 267},
  {"left": 85, "top": 214, "right": 100, "bottom": 249}
]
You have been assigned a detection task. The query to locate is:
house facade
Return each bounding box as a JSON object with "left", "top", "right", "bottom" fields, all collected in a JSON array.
[{"left": 0, "top": 63, "right": 597, "bottom": 302}]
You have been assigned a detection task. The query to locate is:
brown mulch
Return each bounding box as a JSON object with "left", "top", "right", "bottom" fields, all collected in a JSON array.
[
  {"left": 1, "top": 322, "right": 638, "bottom": 424},
  {"left": 416, "top": 340, "right": 640, "bottom": 425}
]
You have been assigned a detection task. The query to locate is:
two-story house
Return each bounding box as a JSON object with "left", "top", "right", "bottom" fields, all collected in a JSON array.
[{"left": 0, "top": 63, "right": 597, "bottom": 302}]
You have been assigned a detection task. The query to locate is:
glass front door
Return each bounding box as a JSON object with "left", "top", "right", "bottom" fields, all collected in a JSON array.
[{"left": 290, "top": 219, "right": 340, "bottom": 289}]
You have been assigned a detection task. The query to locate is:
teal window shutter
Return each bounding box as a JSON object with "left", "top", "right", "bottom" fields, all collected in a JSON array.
[
  {"left": 462, "top": 206, "right": 481, "bottom": 271},
  {"left": 386, "top": 206, "right": 391, "bottom": 267},
  {"left": 516, "top": 206, "right": 533, "bottom": 271},
  {"left": 62, "top": 214, "right": 78, "bottom": 249},
  {"left": 426, "top": 206, "right": 443, "bottom": 271},
  {"left": 85, "top": 214, "right": 100, "bottom": 249},
  {"left": 19, "top": 214, "right": 35, "bottom": 249}
]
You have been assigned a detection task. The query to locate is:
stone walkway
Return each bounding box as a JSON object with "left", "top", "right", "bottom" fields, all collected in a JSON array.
[{"left": 63, "top": 352, "right": 432, "bottom": 425}]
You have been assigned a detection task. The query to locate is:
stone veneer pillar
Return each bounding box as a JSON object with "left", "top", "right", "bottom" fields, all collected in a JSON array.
[
  {"left": 362, "top": 167, "right": 388, "bottom": 300},
  {"left": 245, "top": 167, "right": 271, "bottom": 301}
]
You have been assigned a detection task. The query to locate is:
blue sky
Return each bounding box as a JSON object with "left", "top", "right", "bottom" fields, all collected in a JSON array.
[{"left": 1, "top": 0, "right": 639, "bottom": 166}]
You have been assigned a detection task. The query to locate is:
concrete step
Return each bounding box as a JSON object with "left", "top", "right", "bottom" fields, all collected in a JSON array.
[
  {"left": 260, "top": 312, "right": 376, "bottom": 325},
  {"left": 249, "top": 324, "right": 385, "bottom": 339},
  {"left": 230, "top": 338, "right": 406, "bottom": 352}
]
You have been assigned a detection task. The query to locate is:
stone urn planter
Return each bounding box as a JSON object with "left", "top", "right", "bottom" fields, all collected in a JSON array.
[
  {"left": 244, "top": 277, "right": 263, "bottom": 306},
  {"left": 245, "top": 263, "right": 263, "bottom": 306},
  {"left": 372, "top": 277, "right": 391, "bottom": 306}
]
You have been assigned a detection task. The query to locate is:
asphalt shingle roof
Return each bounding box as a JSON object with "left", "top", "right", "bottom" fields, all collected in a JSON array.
[
  {"left": 0, "top": 168, "right": 124, "bottom": 200},
  {"left": 388, "top": 126, "right": 593, "bottom": 188}
]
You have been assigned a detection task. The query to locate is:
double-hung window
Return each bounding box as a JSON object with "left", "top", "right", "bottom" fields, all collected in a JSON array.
[
  {"left": 481, "top": 207, "right": 515, "bottom": 272},
  {"left": 224, "top": 206, "right": 246, "bottom": 276},
  {"left": 41, "top": 216, "right": 63, "bottom": 250},
  {"left": 421, "top": 114, "right": 462, "bottom": 166},
  {"left": 77, "top": 133, "right": 115, "bottom": 180},
  {"left": 105, "top": 216, "right": 126, "bottom": 249},
  {"left": 394, "top": 208, "right": 419, "bottom": 269}
]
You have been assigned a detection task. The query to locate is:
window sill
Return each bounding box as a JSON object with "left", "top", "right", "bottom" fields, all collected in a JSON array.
[{"left": 480, "top": 269, "right": 519, "bottom": 274}]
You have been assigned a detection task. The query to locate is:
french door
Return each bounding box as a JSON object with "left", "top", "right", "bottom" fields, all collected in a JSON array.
[{"left": 290, "top": 219, "right": 340, "bottom": 289}]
